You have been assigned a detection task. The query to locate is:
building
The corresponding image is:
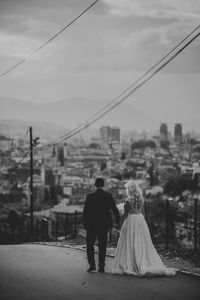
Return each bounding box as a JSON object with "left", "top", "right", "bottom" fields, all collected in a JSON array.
[
  {"left": 160, "top": 123, "right": 169, "bottom": 148},
  {"left": 0, "top": 135, "right": 11, "bottom": 152},
  {"left": 110, "top": 127, "right": 120, "bottom": 143},
  {"left": 174, "top": 123, "right": 182, "bottom": 145},
  {"left": 100, "top": 126, "right": 110, "bottom": 144},
  {"left": 160, "top": 123, "right": 168, "bottom": 141},
  {"left": 99, "top": 126, "right": 120, "bottom": 144}
]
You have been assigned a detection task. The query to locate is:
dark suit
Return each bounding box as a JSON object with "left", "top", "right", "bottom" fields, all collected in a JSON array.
[{"left": 83, "top": 188, "right": 120, "bottom": 269}]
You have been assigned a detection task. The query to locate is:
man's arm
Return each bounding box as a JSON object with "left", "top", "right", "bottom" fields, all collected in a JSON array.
[{"left": 83, "top": 195, "right": 89, "bottom": 229}]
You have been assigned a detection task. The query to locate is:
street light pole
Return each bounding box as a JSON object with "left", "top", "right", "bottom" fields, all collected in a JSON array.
[{"left": 29, "top": 126, "right": 34, "bottom": 241}]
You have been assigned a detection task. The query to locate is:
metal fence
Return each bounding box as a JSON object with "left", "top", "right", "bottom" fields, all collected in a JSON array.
[
  {"left": 0, "top": 211, "right": 83, "bottom": 244},
  {"left": 143, "top": 197, "right": 200, "bottom": 253},
  {"left": 0, "top": 199, "right": 199, "bottom": 254}
]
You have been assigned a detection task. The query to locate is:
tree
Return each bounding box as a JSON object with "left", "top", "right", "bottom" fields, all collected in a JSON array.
[
  {"left": 163, "top": 174, "right": 195, "bottom": 197},
  {"left": 58, "top": 147, "right": 64, "bottom": 166},
  {"left": 120, "top": 151, "right": 126, "bottom": 160},
  {"left": 131, "top": 139, "right": 156, "bottom": 150},
  {"left": 146, "top": 197, "right": 176, "bottom": 243},
  {"left": 147, "top": 164, "right": 154, "bottom": 186},
  {"left": 49, "top": 184, "right": 63, "bottom": 205},
  {"left": 88, "top": 143, "right": 101, "bottom": 149},
  {"left": 160, "top": 140, "right": 169, "bottom": 150},
  {"left": 101, "top": 161, "right": 107, "bottom": 171},
  {"left": 52, "top": 146, "right": 56, "bottom": 156}
]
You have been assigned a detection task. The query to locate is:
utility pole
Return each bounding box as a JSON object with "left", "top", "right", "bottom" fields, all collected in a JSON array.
[{"left": 29, "top": 126, "right": 33, "bottom": 241}]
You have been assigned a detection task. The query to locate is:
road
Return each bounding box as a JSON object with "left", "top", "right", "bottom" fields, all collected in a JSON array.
[{"left": 0, "top": 244, "right": 199, "bottom": 300}]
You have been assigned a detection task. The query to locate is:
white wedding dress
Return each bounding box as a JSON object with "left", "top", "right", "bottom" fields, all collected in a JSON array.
[{"left": 112, "top": 196, "right": 177, "bottom": 277}]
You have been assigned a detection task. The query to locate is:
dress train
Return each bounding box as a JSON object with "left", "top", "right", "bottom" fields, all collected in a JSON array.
[{"left": 112, "top": 213, "right": 177, "bottom": 277}]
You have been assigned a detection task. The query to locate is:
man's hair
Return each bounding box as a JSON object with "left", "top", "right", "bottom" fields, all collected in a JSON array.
[{"left": 95, "top": 177, "right": 104, "bottom": 188}]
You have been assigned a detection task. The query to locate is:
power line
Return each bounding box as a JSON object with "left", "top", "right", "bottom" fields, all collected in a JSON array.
[
  {"left": 29, "top": 24, "right": 200, "bottom": 152},
  {"left": 56, "top": 25, "right": 200, "bottom": 143},
  {"left": 56, "top": 25, "right": 200, "bottom": 144},
  {"left": 0, "top": 0, "right": 101, "bottom": 79},
  {"left": 24, "top": 27, "right": 200, "bottom": 174}
]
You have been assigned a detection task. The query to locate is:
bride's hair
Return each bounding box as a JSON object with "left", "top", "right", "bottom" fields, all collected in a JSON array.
[{"left": 125, "top": 180, "right": 143, "bottom": 199}]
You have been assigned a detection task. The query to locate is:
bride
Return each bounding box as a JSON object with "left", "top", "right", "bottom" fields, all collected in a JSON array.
[{"left": 112, "top": 180, "right": 178, "bottom": 277}]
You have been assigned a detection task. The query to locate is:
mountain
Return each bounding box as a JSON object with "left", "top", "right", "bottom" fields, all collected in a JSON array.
[
  {"left": 0, "top": 119, "right": 67, "bottom": 141},
  {"left": 0, "top": 97, "right": 158, "bottom": 134}
]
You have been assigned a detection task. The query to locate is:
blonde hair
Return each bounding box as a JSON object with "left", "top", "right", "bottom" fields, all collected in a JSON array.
[{"left": 125, "top": 180, "right": 143, "bottom": 199}]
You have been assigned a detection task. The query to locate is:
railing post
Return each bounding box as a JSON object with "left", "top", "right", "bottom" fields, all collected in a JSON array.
[
  {"left": 18, "top": 223, "right": 22, "bottom": 243},
  {"left": 26, "top": 220, "right": 30, "bottom": 242},
  {"left": 36, "top": 218, "right": 39, "bottom": 242},
  {"left": 42, "top": 218, "right": 45, "bottom": 241},
  {"left": 165, "top": 199, "right": 169, "bottom": 249},
  {"left": 194, "top": 197, "right": 198, "bottom": 253},
  {"left": 65, "top": 213, "right": 68, "bottom": 239},
  {"left": 11, "top": 226, "right": 15, "bottom": 244},
  {"left": 74, "top": 210, "right": 78, "bottom": 239},
  {"left": 46, "top": 219, "right": 49, "bottom": 241},
  {"left": 55, "top": 214, "right": 59, "bottom": 241},
  {"left": 42, "top": 218, "right": 48, "bottom": 241}
]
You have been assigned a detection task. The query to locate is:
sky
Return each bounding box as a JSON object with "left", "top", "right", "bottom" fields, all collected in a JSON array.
[{"left": 0, "top": 0, "right": 200, "bottom": 131}]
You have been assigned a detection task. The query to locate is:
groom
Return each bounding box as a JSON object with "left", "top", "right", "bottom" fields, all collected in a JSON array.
[{"left": 83, "top": 177, "right": 120, "bottom": 273}]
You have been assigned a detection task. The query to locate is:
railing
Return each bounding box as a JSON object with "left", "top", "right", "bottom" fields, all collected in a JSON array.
[
  {"left": 0, "top": 210, "right": 83, "bottom": 244},
  {"left": 0, "top": 199, "right": 199, "bottom": 254},
  {"left": 144, "top": 197, "right": 200, "bottom": 253}
]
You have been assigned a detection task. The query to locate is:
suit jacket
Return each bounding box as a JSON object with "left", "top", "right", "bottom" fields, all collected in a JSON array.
[{"left": 83, "top": 188, "right": 120, "bottom": 230}]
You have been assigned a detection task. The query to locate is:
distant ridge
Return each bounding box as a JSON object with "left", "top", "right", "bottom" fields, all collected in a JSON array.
[
  {"left": 0, "top": 97, "right": 158, "bottom": 132},
  {"left": 0, "top": 118, "right": 67, "bottom": 141}
]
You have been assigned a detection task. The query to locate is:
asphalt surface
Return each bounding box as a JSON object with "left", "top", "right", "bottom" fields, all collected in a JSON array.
[{"left": 0, "top": 244, "right": 199, "bottom": 300}]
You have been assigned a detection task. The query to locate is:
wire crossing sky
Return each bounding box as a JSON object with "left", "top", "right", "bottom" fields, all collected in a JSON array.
[
  {"left": 36, "top": 23, "right": 199, "bottom": 154},
  {"left": 0, "top": 0, "right": 101, "bottom": 79},
  {"left": 0, "top": 0, "right": 200, "bottom": 131},
  {"left": 54, "top": 25, "right": 200, "bottom": 143}
]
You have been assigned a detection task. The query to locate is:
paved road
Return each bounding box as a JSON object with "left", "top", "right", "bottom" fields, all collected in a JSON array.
[{"left": 0, "top": 244, "right": 199, "bottom": 300}]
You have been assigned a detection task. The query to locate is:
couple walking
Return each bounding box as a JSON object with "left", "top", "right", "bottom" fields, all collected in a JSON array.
[{"left": 83, "top": 177, "right": 177, "bottom": 276}]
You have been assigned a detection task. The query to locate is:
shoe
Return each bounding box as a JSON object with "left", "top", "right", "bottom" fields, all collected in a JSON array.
[
  {"left": 87, "top": 266, "right": 96, "bottom": 272},
  {"left": 98, "top": 268, "right": 105, "bottom": 273}
]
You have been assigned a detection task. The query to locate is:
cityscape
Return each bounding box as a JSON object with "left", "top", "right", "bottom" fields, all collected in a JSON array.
[{"left": 0, "top": 121, "right": 200, "bottom": 251}]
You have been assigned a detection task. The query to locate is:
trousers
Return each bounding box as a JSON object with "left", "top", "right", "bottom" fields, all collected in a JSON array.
[{"left": 86, "top": 226, "right": 109, "bottom": 269}]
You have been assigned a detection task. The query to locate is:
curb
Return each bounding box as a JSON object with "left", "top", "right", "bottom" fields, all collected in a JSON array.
[
  {"left": 180, "top": 270, "right": 200, "bottom": 278},
  {"left": 30, "top": 242, "right": 200, "bottom": 279}
]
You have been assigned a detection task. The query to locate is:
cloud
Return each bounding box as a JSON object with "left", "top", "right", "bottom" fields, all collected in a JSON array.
[
  {"left": 0, "top": 16, "right": 31, "bottom": 34},
  {"left": 114, "top": 22, "right": 200, "bottom": 73},
  {"left": 104, "top": 0, "right": 200, "bottom": 22},
  {"left": 0, "top": 0, "right": 199, "bottom": 110},
  {"left": 0, "top": 32, "right": 41, "bottom": 58},
  {"left": 127, "top": 28, "right": 169, "bottom": 50},
  {"left": 40, "top": 20, "right": 200, "bottom": 76}
]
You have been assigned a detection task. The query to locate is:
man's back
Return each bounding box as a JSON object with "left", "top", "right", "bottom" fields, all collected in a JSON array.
[{"left": 83, "top": 189, "right": 119, "bottom": 229}]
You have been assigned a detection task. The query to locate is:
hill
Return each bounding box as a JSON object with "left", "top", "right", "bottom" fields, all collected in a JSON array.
[{"left": 0, "top": 97, "right": 158, "bottom": 133}]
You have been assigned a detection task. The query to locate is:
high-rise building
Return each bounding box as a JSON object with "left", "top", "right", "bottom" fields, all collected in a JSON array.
[
  {"left": 160, "top": 123, "right": 168, "bottom": 141},
  {"left": 99, "top": 126, "right": 120, "bottom": 144},
  {"left": 160, "top": 123, "right": 169, "bottom": 149},
  {"left": 100, "top": 126, "right": 110, "bottom": 144},
  {"left": 174, "top": 123, "right": 182, "bottom": 144},
  {"left": 110, "top": 127, "right": 120, "bottom": 143}
]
